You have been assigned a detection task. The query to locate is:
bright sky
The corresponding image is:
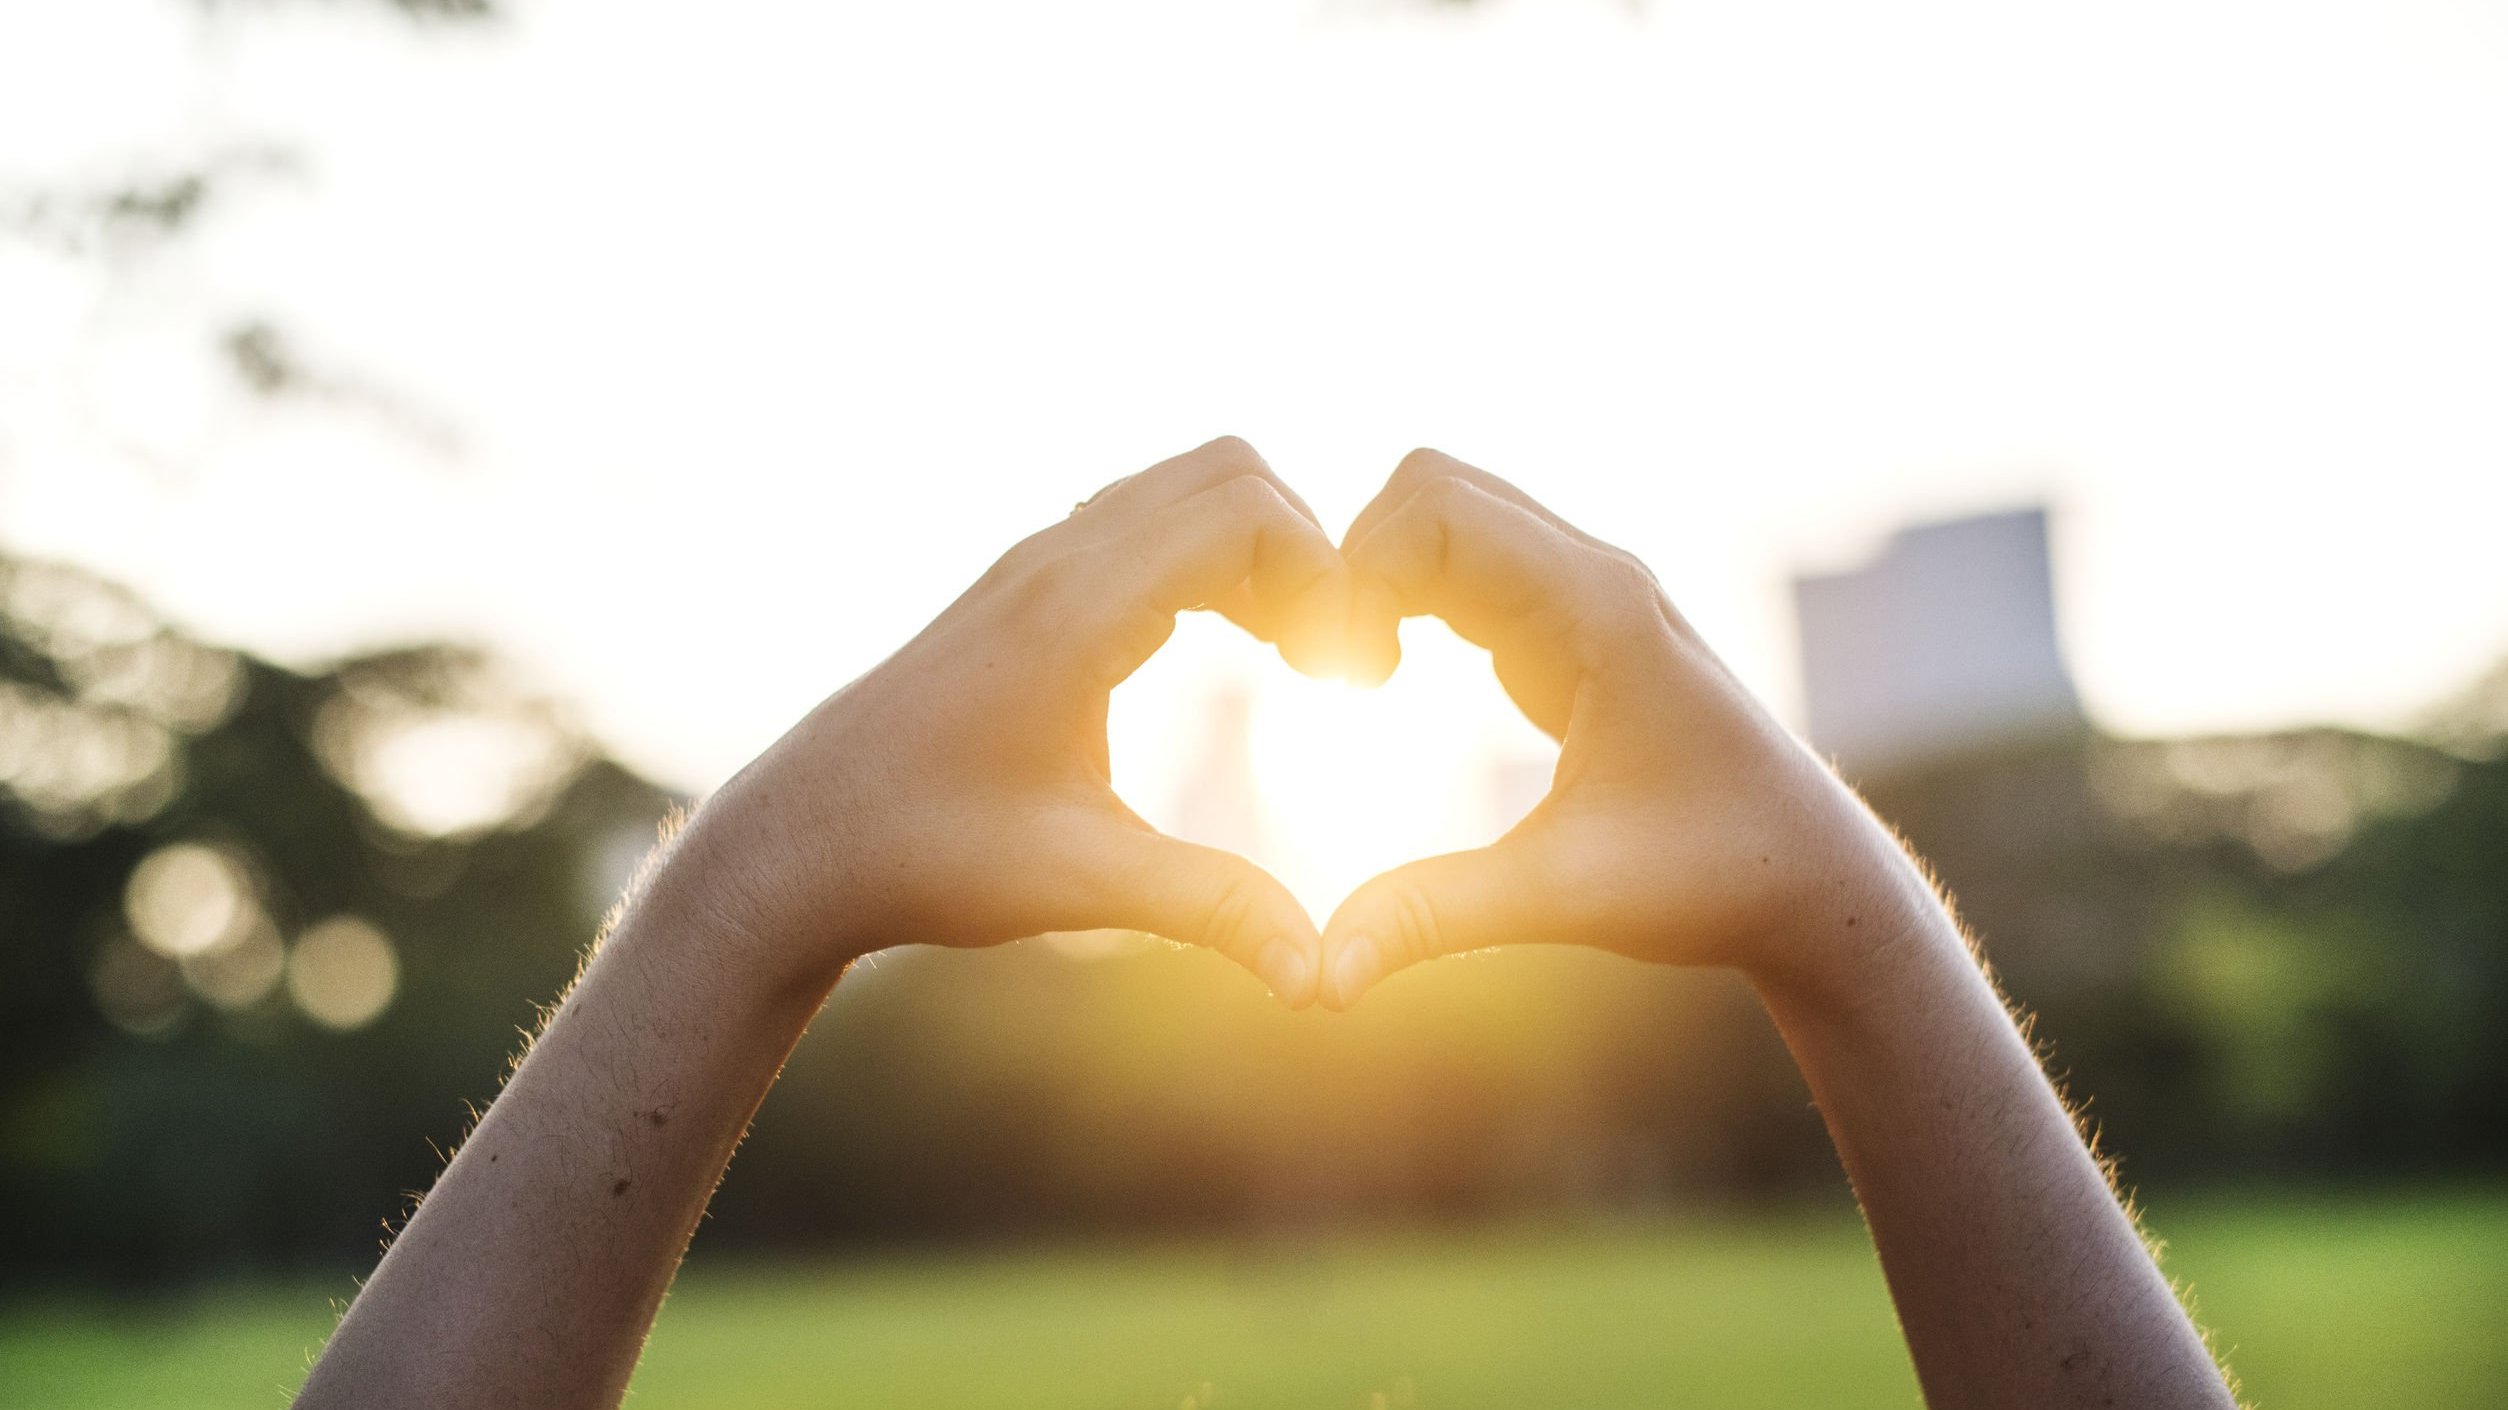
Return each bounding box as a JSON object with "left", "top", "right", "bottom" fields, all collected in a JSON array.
[{"left": 5, "top": 0, "right": 2507, "bottom": 895}]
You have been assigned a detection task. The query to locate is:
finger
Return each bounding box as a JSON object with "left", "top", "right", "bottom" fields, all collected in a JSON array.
[
  {"left": 1080, "top": 473, "right": 1348, "bottom": 687},
  {"left": 1199, "top": 579, "right": 1354, "bottom": 681},
  {"left": 1342, "top": 475, "right": 1613, "bottom": 735},
  {"left": 1317, "top": 842, "right": 1550, "bottom": 1011},
  {"left": 1063, "top": 441, "right": 1350, "bottom": 678},
  {"left": 1076, "top": 825, "right": 1322, "bottom": 1008},
  {"left": 1342, "top": 447, "right": 1618, "bottom": 563},
  {"left": 982, "top": 440, "right": 1326, "bottom": 645},
  {"left": 1338, "top": 448, "right": 1640, "bottom": 690},
  {"left": 1201, "top": 579, "right": 1286, "bottom": 643},
  {"left": 1069, "top": 436, "right": 1327, "bottom": 538}
]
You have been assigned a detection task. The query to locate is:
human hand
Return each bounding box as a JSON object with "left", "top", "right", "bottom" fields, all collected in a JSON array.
[
  {"left": 303, "top": 445, "right": 2235, "bottom": 1410},
  {"left": 1318, "top": 450, "right": 1914, "bottom": 1011},
  {"left": 658, "top": 437, "right": 1347, "bottom": 1006}
]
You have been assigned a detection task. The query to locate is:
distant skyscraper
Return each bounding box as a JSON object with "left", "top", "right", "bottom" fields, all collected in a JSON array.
[{"left": 1793, "top": 506, "right": 2082, "bottom": 776}]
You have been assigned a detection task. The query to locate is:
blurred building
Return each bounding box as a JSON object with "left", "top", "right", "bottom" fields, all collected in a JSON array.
[{"left": 1793, "top": 507, "right": 2082, "bottom": 776}]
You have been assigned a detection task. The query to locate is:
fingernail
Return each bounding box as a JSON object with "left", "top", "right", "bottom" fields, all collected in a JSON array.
[
  {"left": 1259, "top": 938, "right": 1312, "bottom": 1007},
  {"left": 1331, "top": 938, "right": 1379, "bottom": 1010}
]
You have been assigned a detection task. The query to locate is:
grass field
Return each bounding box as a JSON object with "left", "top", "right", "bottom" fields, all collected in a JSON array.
[{"left": 5, "top": 1189, "right": 2504, "bottom": 1409}]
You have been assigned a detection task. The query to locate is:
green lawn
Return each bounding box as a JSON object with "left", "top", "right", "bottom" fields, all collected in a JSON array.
[{"left": 5, "top": 1190, "right": 2504, "bottom": 1409}]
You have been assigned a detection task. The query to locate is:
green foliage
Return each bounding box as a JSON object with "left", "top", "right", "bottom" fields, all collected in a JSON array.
[
  {"left": 0, "top": 552, "right": 677, "bottom": 1280},
  {"left": 1859, "top": 726, "right": 2508, "bottom": 1183}
]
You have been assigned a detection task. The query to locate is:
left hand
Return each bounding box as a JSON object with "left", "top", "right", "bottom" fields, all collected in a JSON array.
[{"left": 1315, "top": 449, "right": 1910, "bottom": 1012}]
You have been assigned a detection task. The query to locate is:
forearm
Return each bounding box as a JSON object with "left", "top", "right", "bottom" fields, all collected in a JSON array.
[
  {"left": 1753, "top": 834, "right": 2235, "bottom": 1410},
  {"left": 295, "top": 865, "right": 833, "bottom": 1410}
]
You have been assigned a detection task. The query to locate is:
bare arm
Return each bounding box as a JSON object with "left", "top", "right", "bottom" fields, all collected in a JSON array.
[
  {"left": 1320, "top": 450, "right": 2238, "bottom": 1409},
  {"left": 290, "top": 868, "right": 824, "bottom": 1410},
  {"left": 1758, "top": 862, "right": 2235, "bottom": 1409},
  {"left": 293, "top": 437, "right": 1346, "bottom": 1410}
]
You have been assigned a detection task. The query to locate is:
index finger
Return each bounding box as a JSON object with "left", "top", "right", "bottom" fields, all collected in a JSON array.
[
  {"left": 1342, "top": 474, "right": 1619, "bottom": 734},
  {"left": 1341, "top": 447, "right": 1622, "bottom": 563},
  {"left": 1070, "top": 473, "right": 1348, "bottom": 689},
  {"left": 1337, "top": 450, "right": 1626, "bottom": 688},
  {"left": 1066, "top": 438, "right": 1346, "bottom": 675},
  {"left": 1067, "top": 436, "right": 1328, "bottom": 540}
]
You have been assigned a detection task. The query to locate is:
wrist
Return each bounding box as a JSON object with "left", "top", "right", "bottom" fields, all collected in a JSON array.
[
  {"left": 629, "top": 803, "right": 866, "bottom": 1010},
  {"left": 1742, "top": 813, "right": 1965, "bottom": 1029},
  {"left": 611, "top": 866, "right": 844, "bottom": 1031}
]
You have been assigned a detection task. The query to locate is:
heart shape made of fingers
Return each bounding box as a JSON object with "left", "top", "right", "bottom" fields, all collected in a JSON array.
[
  {"left": 1117, "top": 620, "right": 1557, "bottom": 953},
  {"left": 756, "top": 434, "right": 1830, "bottom": 1018}
]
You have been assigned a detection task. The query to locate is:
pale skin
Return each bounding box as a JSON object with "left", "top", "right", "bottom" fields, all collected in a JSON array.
[{"left": 292, "top": 438, "right": 2240, "bottom": 1410}]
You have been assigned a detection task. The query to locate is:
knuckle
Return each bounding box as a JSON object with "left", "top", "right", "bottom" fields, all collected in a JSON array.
[
  {"left": 1412, "top": 472, "right": 1481, "bottom": 523},
  {"left": 1392, "top": 446, "right": 1458, "bottom": 488},
  {"left": 1385, "top": 881, "right": 1446, "bottom": 966},
  {"left": 1598, "top": 542, "right": 1650, "bottom": 578},
  {"left": 1200, "top": 434, "right": 1261, "bottom": 466},
  {"left": 1197, "top": 867, "right": 1265, "bottom": 954},
  {"left": 1137, "top": 437, "right": 1267, "bottom": 503},
  {"left": 1580, "top": 551, "right": 1670, "bottom": 635},
  {"left": 1594, "top": 547, "right": 1660, "bottom": 599},
  {"left": 1003, "top": 546, "right": 1085, "bottom": 618},
  {"left": 1213, "top": 471, "right": 1291, "bottom": 520}
]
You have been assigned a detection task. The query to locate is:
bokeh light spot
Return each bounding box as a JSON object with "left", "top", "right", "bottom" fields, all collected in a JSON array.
[
  {"left": 182, "top": 924, "right": 286, "bottom": 1011},
  {"left": 87, "top": 938, "right": 187, "bottom": 1038},
  {"left": 123, "top": 842, "right": 254, "bottom": 958},
  {"left": 287, "top": 916, "right": 401, "bottom": 1031}
]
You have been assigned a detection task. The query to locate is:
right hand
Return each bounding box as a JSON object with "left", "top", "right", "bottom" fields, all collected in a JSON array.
[
  {"left": 1319, "top": 450, "right": 1918, "bottom": 1011},
  {"left": 656, "top": 437, "right": 1348, "bottom": 1006}
]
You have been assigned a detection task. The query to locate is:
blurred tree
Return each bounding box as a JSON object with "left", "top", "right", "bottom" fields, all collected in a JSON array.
[
  {"left": 1861, "top": 723, "right": 2507, "bottom": 1185},
  {"left": 0, "top": 548, "right": 676, "bottom": 1280},
  {"left": 6, "top": 572, "right": 2507, "bottom": 1284}
]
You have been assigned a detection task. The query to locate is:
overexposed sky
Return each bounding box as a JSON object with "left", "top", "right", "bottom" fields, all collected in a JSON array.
[{"left": 4, "top": 0, "right": 2507, "bottom": 819}]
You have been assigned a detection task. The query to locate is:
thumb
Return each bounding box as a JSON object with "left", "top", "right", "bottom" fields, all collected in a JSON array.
[
  {"left": 1078, "top": 826, "right": 1323, "bottom": 1008},
  {"left": 1318, "top": 841, "right": 1551, "bottom": 1011}
]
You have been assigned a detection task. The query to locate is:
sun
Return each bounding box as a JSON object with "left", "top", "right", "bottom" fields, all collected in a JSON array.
[
  {"left": 1244, "top": 672, "right": 1490, "bottom": 922},
  {"left": 1111, "top": 617, "right": 1557, "bottom": 926}
]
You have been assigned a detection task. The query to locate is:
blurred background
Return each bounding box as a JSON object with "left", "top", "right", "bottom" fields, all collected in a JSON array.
[{"left": 4, "top": 0, "right": 2506, "bottom": 1406}]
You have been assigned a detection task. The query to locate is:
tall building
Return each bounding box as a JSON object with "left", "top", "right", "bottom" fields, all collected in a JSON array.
[{"left": 1793, "top": 506, "right": 2082, "bottom": 777}]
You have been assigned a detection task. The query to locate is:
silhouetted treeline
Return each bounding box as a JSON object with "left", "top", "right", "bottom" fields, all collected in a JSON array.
[{"left": 3, "top": 550, "right": 2503, "bottom": 1284}]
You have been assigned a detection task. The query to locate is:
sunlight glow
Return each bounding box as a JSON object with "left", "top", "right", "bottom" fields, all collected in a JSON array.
[
  {"left": 1120, "top": 619, "right": 1558, "bottom": 926},
  {"left": 1246, "top": 675, "right": 1494, "bottom": 923}
]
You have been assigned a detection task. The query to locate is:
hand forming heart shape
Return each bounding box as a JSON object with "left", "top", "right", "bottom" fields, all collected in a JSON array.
[
  {"left": 306, "top": 438, "right": 2245, "bottom": 1410},
  {"left": 672, "top": 437, "right": 1900, "bottom": 1021}
]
